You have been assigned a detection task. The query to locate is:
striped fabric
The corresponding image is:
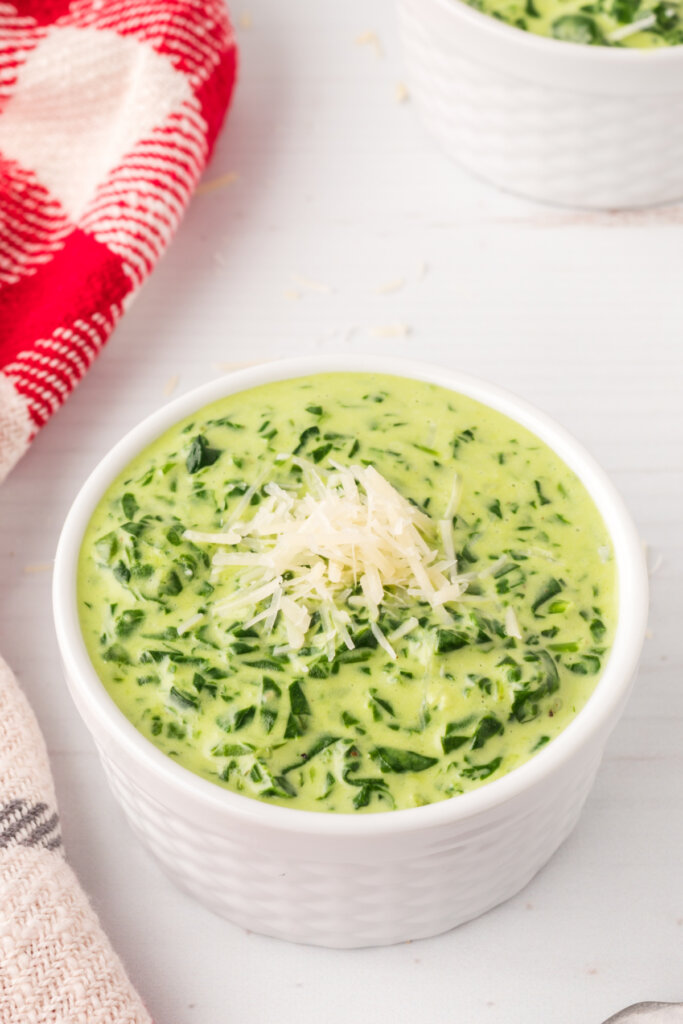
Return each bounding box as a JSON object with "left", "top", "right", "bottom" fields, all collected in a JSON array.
[
  {"left": 0, "top": 0, "right": 238, "bottom": 479},
  {"left": 0, "top": 3, "right": 237, "bottom": 1018}
]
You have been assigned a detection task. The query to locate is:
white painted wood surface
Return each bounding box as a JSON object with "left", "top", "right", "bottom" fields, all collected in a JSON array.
[{"left": 1, "top": 2, "right": 681, "bottom": 1021}]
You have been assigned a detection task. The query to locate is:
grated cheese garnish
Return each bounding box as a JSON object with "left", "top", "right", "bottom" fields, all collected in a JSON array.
[
  {"left": 504, "top": 606, "right": 522, "bottom": 640},
  {"left": 389, "top": 616, "right": 419, "bottom": 643},
  {"left": 185, "top": 460, "right": 471, "bottom": 653},
  {"left": 608, "top": 13, "right": 656, "bottom": 40},
  {"left": 177, "top": 612, "right": 204, "bottom": 636}
]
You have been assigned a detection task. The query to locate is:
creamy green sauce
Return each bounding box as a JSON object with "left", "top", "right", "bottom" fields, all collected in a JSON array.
[
  {"left": 78, "top": 373, "right": 616, "bottom": 814},
  {"left": 463, "top": 0, "right": 682, "bottom": 47}
]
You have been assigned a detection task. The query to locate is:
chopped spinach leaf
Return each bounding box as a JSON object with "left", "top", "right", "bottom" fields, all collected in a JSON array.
[
  {"left": 532, "top": 578, "right": 563, "bottom": 615},
  {"left": 373, "top": 746, "right": 438, "bottom": 773},
  {"left": 471, "top": 714, "right": 504, "bottom": 750},
  {"left": 462, "top": 757, "right": 502, "bottom": 780},
  {"left": 170, "top": 686, "right": 199, "bottom": 710},
  {"left": 121, "top": 493, "right": 139, "bottom": 520},
  {"left": 115, "top": 609, "right": 145, "bottom": 637},
  {"left": 186, "top": 435, "right": 222, "bottom": 474}
]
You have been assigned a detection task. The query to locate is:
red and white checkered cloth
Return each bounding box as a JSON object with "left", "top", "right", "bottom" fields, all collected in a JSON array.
[
  {"left": 0, "top": 0, "right": 237, "bottom": 481},
  {"left": 0, "top": 2, "right": 237, "bottom": 1019}
]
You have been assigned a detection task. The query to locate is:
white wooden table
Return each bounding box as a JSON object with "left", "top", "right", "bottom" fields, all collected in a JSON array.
[{"left": 1, "top": 2, "right": 681, "bottom": 1021}]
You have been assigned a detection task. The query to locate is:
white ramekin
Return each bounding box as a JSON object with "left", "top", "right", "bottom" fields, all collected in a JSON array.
[
  {"left": 398, "top": 0, "right": 683, "bottom": 208},
  {"left": 53, "top": 356, "right": 648, "bottom": 948}
]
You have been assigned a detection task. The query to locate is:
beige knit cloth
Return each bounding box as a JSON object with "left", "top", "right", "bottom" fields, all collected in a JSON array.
[
  {"left": 1, "top": 376, "right": 156, "bottom": 1020},
  {"left": 0, "top": 658, "right": 153, "bottom": 1023}
]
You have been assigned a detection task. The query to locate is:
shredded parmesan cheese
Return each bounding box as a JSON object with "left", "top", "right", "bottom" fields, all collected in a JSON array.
[
  {"left": 478, "top": 555, "right": 508, "bottom": 579},
  {"left": 184, "top": 529, "right": 241, "bottom": 545},
  {"left": 178, "top": 612, "right": 204, "bottom": 635},
  {"left": 376, "top": 278, "right": 406, "bottom": 294},
  {"left": 196, "top": 172, "right": 239, "bottom": 196},
  {"left": 369, "top": 322, "right": 412, "bottom": 339},
  {"left": 371, "top": 621, "right": 396, "bottom": 660},
  {"left": 185, "top": 461, "right": 471, "bottom": 652},
  {"left": 504, "top": 606, "right": 522, "bottom": 640},
  {"left": 443, "top": 473, "right": 461, "bottom": 520},
  {"left": 355, "top": 30, "right": 383, "bottom": 57},
  {"left": 389, "top": 616, "right": 419, "bottom": 643},
  {"left": 608, "top": 13, "right": 656, "bottom": 40}
]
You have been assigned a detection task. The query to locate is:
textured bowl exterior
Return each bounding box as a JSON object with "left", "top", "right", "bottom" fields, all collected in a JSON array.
[
  {"left": 53, "top": 355, "right": 648, "bottom": 947},
  {"left": 399, "top": 0, "right": 683, "bottom": 209},
  {"left": 78, "top": 718, "right": 608, "bottom": 947}
]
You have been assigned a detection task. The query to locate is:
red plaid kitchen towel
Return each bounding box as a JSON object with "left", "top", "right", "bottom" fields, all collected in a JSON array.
[
  {"left": 0, "top": 2, "right": 237, "bottom": 1019},
  {"left": 0, "top": 0, "right": 237, "bottom": 481}
]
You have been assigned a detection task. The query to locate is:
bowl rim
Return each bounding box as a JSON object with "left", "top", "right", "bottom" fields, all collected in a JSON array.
[
  {"left": 53, "top": 355, "right": 648, "bottom": 838},
  {"left": 425, "top": 0, "right": 683, "bottom": 64}
]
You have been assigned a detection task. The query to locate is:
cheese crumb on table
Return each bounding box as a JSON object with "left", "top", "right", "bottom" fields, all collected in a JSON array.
[
  {"left": 196, "top": 172, "right": 239, "bottom": 196},
  {"left": 355, "top": 30, "right": 383, "bottom": 57},
  {"left": 376, "top": 278, "right": 406, "bottom": 294},
  {"left": 369, "top": 323, "right": 412, "bottom": 338},
  {"left": 291, "top": 274, "right": 334, "bottom": 295}
]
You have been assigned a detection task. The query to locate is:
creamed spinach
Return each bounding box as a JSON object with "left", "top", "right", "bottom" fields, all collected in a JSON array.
[{"left": 78, "top": 373, "right": 616, "bottom": 813}]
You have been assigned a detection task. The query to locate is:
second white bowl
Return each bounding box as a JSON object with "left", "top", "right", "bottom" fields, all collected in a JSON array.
[{"left": 399, "top": 0, "right": 683, "bottom": 209}]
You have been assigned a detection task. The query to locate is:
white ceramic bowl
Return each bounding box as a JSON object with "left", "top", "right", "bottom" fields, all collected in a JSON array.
[
  {"left": 53, "top": 355, "right": 648, "bottom": 948},
  {"left": 398, "top": 0, "right": 683, "bottom": 208}
]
